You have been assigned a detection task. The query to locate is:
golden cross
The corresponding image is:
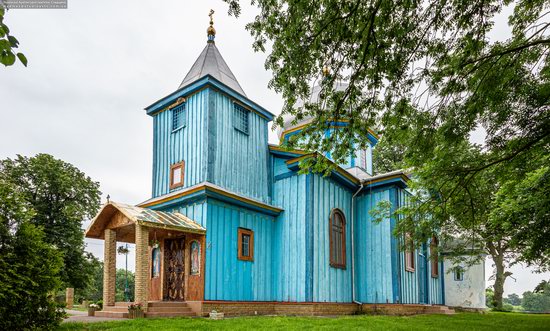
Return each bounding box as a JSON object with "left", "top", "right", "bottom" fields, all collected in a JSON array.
[{"left": 209, "top": 9, "right": 215, "bottom": 24}]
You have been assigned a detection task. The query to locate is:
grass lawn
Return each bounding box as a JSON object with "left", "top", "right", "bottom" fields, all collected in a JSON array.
[{"left": 58, "top": 312, "right": 550, "bottom": 330}]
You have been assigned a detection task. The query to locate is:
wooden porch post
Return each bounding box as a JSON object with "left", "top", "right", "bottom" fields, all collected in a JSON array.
[
  {"left": 103, "top": 229, "right": 117, "bottom": 307},
  {"left": 135, "top": 224, "right": 149, "bottom": 311}
]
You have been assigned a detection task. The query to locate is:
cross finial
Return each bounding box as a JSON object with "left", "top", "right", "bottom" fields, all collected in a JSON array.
[
  {"left": 209, "top": 9, "right": 215, "bottom": 24},
  {"left": 207, "top": 9, "right": 216, "bottom": 42}
]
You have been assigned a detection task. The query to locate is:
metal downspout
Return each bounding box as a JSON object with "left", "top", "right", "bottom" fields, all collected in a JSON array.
[{"left": 352, "top": 181, "right": 364, "bottom": 306}]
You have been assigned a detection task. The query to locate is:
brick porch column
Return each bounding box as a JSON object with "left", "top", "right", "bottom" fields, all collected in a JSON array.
[
  {"left": 103, "top": 229, "right": 116, "bottom": 307},
  {"left": 135, "top": 224, "right": 149, "bottom": 311}
]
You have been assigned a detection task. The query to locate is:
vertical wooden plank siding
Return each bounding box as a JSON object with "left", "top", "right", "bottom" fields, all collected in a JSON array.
[
  {"left": 396, "top": 188, "right": 443, "bottom": 304},
  {"left": 311, "top": 174, "right": 353, "bottom": 303},
  {"left": 272, "top": 174, "right": 307, "bottom": 301},
  {"left": 168, "top": 200, "right": 208, "bottom": 228},
  {"left": 427, "top": 236, "right": 444, "bottom": 304},
  {"left": 398, "top": 188, "right": 418, "bottom": 304},
  {"left": 354, "top": 188, "right": 395, "bottom": 303},
  {"left": 202, "top": 199, "right": 275, "bottom": 301},
  {"left": 209, "top": 90, "right": 271, "bottom": 203},
  {"left": 152, "top": 90, "right": 208, "bottom": 197}
]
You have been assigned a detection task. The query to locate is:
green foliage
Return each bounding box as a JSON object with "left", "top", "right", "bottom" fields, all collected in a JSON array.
[
  {"left": 222, "top": 0, "right": 550, "bottom": 276},
  {"left": 534, "top": 280, "right": 549, "bottom": 293},
  {"left": 224, "top": 0, "right": 549, "bottom": 174},
  {"left": 505, "top": 293, "right": 522, "bottom": 307},
  {"left": 77, "top": 259, "right": 135, "bottom": 303},
  {"left": 522, "top": 287, "right": 550, "bottom": 312},
  {"left": 116, "top": 269, "right": 135, "bottom": 302},
  {"left": 490, "top": 157, "right": 550, "bottom": 270},
  {"left": 372, "top": 136, "right": 406, "bottom": 174},
  {"left": 0, "top": 154, "right": 101, "bottom": 289},
  {"left": 486, "top": 288, "right": 495, "bottom": 308},
  {"left": 0, "top": 180, "right": 65, "bottom": 330},
  {"left": 0, "top": 7, "right": 26, "bottom": 67},
  {"left": 75, "top": 254, "right": 103, "bottom": 303}
]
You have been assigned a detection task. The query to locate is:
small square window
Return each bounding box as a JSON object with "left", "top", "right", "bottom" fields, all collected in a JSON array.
[
  {"left": 238, "top": 228, "right": 254, "bottom": 261},
  {"left": 233, "top": 103, "right": 249, "bottom": 134},
  {"left": 172, "top": 103, "right": 186, "bottom": 131},
  {"left": 169, "top": 161, "right": 184, "bottom": 189}
]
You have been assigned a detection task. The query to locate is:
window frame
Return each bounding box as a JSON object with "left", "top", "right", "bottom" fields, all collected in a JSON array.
[
  {"left": 329, "top": 208, "right": 347, "bottom": 269},
  {"left": 233, "top": 103, "right": 249, "bottom": 135},
  {"left": 169, "top": 161, "right": 185, "bottom": 189},
  {"left": 430, "top": 236, "right": 439, "bottom": 278},
  {"left": 454, "top": 267, "right": 464, "bottom": 281},
  {"left": 171, "top": 103, "right": 186, "bottom": 132},
  {"left": 237, "top": 228, "right": 254, "bottom": 261},
  {"left": 405, "top": 233, "right": 415, "bottom": 272}
]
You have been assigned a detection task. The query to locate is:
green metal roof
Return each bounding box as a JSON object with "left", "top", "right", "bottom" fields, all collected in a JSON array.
[{"left": 85, "top": 201, "right": 205, "bottom": 239}]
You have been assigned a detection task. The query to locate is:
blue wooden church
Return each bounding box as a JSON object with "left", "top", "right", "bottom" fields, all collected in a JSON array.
[{"left": 87, "top": 15, "right": 446, "bottom": 317}]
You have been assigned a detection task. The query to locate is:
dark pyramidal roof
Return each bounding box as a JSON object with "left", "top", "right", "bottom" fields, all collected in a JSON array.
[{"left": 179, "top": 39, "right": 246, "bottom": 97}]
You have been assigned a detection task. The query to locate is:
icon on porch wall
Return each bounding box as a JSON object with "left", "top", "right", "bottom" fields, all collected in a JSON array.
[
  {"left": 190, "top": 241, "right": 200, "bottom": 275},
  {"left": 152, "top": 247, "right": 161, "bottom": 278}
]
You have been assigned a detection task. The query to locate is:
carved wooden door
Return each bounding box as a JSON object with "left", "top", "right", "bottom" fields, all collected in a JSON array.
[{"left": 163, "top": 238, "right": 185, "bottom": 301}]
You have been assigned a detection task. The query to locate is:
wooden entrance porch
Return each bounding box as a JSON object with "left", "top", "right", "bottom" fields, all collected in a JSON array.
[{"left": 85, "top": 202, "right": 206, "bottom": 316}]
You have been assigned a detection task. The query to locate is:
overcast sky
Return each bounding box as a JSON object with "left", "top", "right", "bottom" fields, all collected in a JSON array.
[{"left": 1, "top": 1, "right": 547, "bottom": 297}]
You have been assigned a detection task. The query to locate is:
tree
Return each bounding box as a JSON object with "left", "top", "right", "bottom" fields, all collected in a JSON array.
[
  {"left": 535, "top": 280, "right": 549, "bottom": 293},
  {"left": 522, "top": 281, "right": 550, "bottom": 312},
  {"left": 0, "top": 179, "right": 64, "bottom": 330},
  {"left": 486, "top": 287, "right": 495, "bottom": 308},
  {"left": 224, "top": 0, "right": 549, "bottom": 174},
  {"left": 75, "top": 254, "right": 103, "bottom": 303},
  {"left": 0, "top": 6, "right": 27, "bottom": 66},
  {"left": 490, "top": 157, "right": 550, "bottom": 270},
  {"left": 223, "top": 0, "right": 550, "bottom": 308},
  {"left": 372, "top": 135, "right": 406, "bottom": 174},
  {"left": 115, "top": 269, "right": 135, "bottom": 302},
  {"left": 505, "top": 293, "right": 522, "bottom": 307},
  {"left": 0, "top": 154, "right": 101, "bottom": 290}
]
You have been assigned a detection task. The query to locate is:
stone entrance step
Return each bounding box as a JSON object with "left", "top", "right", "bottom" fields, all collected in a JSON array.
[
  {"left": 145, "top": 301, "right": 196, "bottom": 318},
  {"left": 99, "top": 301, "right": 198, "bottom": 318},
  {"left": 95, "top": 311, "right": 128, "bottom": 318},
  {"left": 424, "top": 305, "right": 455, "bottom": 315}
]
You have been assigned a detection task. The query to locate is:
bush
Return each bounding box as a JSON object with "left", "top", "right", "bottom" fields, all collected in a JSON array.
[
  {"left": 522, "top": 291, "right": 550, "bottom": 312},
  {"left": 0, "top": 222, "right": 65, "bottom": 330},
  {"left": 502, "top": 304, "right": 514, "bottom": 312}
]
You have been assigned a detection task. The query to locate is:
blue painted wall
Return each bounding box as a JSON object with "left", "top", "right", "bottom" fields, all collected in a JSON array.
[
  {"left": 272, "top": 173, "right": 308, "bottom": 301},
  {"left": 151, "top": 90, "right": 208, "bottom": 197},
  {"left": 311, "top": 173, "right": 353, "bottom": 302},
  {"left": 207, "top": 89, "right": 271, "bottom": 203},
  {"left": 355, "top": 188, "right": 395, "bottom": 303},
  {"left": 287, "top": 127, "right": 374, "bottom": 173},
  {"left": 428, "top": 237, "right": 444, "bottom": 305},
  {"left": 162, "top": 198, "right": 275, "bottom": 301},
  {"left": 151, "top": 87, "right": 271, "bottom": 203},
  {"left": 203, "top": 199, "right": 275, "bottom": 301},
  {"left": 396, "top": 188, "right": 444, "bottom": 305}
]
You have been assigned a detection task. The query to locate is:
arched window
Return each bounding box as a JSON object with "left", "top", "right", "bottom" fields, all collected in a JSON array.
[
  {"left": 329, "top": 209, "right": 346, "bottom": 269},
  {"left": 405, "top": 233, "right": 415, "bottom": 272}
]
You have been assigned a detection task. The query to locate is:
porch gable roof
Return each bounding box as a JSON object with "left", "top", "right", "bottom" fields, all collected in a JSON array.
[{"left": 85, "top": 201, "right": 206, "bottom": 240}]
